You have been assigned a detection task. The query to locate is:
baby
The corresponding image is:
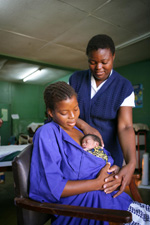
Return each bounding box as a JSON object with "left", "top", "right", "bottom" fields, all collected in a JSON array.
[{"left": 81, "top": 134, "right": 108, "bottom": 162}]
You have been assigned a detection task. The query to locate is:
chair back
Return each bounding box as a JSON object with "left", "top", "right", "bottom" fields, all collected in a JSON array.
[{"left": 12, "top": 144, "right": 51, "bottom": 225}]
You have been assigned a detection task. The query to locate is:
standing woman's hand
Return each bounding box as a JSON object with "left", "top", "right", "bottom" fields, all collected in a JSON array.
[{"left": 112, "top": 163, "right": 135, "bottom": 198}]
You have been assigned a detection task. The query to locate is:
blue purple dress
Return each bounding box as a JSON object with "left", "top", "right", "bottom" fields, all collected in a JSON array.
[
  {"left": 29, "top": 121, "right": 134, "bottom": 225},
  {"left": 29, "top": 121, "right": 150, "bottom": 224}
]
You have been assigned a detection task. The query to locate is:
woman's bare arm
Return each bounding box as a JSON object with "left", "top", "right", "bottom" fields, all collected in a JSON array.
[
  {"left": 113, "top": 106, "right": 136, "bottom": 197},
  {"left": 61, "top": 163, "right": 121, "bottom": 197}
]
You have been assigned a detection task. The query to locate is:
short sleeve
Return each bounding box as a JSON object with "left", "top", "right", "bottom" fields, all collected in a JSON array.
[{"left": 120, "top": 92, "right": 135, "bottom": 107}]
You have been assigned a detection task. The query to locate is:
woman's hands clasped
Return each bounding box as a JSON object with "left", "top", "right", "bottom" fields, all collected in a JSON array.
[
  {"left": 97, "top": 163, "right": 135, "bottom": 198},
  {"left": 96, "top": 163, "right": 122, "bottom": 194}
]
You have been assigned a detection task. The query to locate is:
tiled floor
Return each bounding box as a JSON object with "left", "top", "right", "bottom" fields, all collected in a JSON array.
[{"left": 0, "top": 171, "right": 150, "bottom": 225}]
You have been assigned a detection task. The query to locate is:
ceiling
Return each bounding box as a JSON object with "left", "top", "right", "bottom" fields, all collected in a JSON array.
[{"left": 0, "top": 0, "right": 150, "bottom": 85}]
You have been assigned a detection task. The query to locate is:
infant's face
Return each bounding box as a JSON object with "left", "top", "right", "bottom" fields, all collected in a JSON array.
[{"left": 81, "top": 136, "right": 99, "bottom": 151}]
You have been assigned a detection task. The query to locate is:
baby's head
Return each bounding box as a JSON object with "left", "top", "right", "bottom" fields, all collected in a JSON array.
[{"left": 81, "top": 134, "right": 101, "bottom": 151}]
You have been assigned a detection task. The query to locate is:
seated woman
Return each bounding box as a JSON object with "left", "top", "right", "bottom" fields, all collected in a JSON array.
[{"left": 29, "top": 81, "right": 150, "bottom": 225}]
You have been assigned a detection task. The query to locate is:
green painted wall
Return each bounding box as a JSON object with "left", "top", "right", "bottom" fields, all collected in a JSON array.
[
  {"left": 0, "top": 72, "right": 73, "bottom": 145},
  {"left": 0, "top": 81, "right": 45, "bottom": 145},
  {"left": 115, "top": 60, "right": 150, "bottom": 152},
  {"left": 45, "top": 73, "right": 72, "bottom": 85}
]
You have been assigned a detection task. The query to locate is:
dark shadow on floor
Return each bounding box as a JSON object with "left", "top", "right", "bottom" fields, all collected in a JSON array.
[{"left": 0, "top": 172, "right": 51, "bottom": 225}]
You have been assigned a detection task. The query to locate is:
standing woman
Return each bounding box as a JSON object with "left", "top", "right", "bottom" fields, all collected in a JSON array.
[{"left": 69, "top": 34, "right": 136, "bottom": 197}]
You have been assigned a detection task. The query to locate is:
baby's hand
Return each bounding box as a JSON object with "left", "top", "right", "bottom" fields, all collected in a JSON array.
[{"left": 107, "top": 165, "right": 120, "bottom": 175}]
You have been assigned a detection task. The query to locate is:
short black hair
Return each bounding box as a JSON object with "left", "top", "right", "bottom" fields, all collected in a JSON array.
[
  {"left": 81, "top": 134, "right": 101, "bottom": 146},
  {"left": 86, "top": 34, "right": 115, "bottom": 56},
  {"left": 44, "top": 81, "right": 77, "bottom": 112}
]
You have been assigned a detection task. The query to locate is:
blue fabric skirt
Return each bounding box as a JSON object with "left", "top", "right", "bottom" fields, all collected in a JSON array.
[{"left": 51, "top": 190, "right": 132, "bottom": 225}]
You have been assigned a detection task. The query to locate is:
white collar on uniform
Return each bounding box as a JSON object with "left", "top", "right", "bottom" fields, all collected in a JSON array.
[{"left": 91, "top": 70, "right": 113, "bottom": 98}]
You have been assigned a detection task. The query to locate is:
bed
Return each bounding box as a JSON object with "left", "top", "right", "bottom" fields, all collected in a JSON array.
[{"left": 0, "top": 144, "right": 29, "bottom": 172}]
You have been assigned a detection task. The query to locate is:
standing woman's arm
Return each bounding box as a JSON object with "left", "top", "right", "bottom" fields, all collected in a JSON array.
[{"left": 113, "top": 106, "right": 136, "bottom": 198}]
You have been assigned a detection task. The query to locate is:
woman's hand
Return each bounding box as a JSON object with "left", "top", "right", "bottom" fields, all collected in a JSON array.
[
  {"left": 112, "top": 163, "right": 135, "bottom": 198},
  {"left": 96, "top": 163, "right": 117, "bottom": 190},
  {"left": 101, "top": 165, "right": 122, "bottom": 195},
  {"left": 103, "top": 163, "right": 135, "bottom": 198}
]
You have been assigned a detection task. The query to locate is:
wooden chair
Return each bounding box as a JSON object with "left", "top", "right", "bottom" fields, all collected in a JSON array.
[{"left": 12, "top": 144, "right": 143, "bottom": 225}]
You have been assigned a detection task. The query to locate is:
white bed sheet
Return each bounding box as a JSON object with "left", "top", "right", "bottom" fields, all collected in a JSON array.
[
  {"left": 0, "top": 144, "right": 29, "bottom": 167},
  {"left": 0, "top": 144, "right": 29, "bottom": 159}
]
